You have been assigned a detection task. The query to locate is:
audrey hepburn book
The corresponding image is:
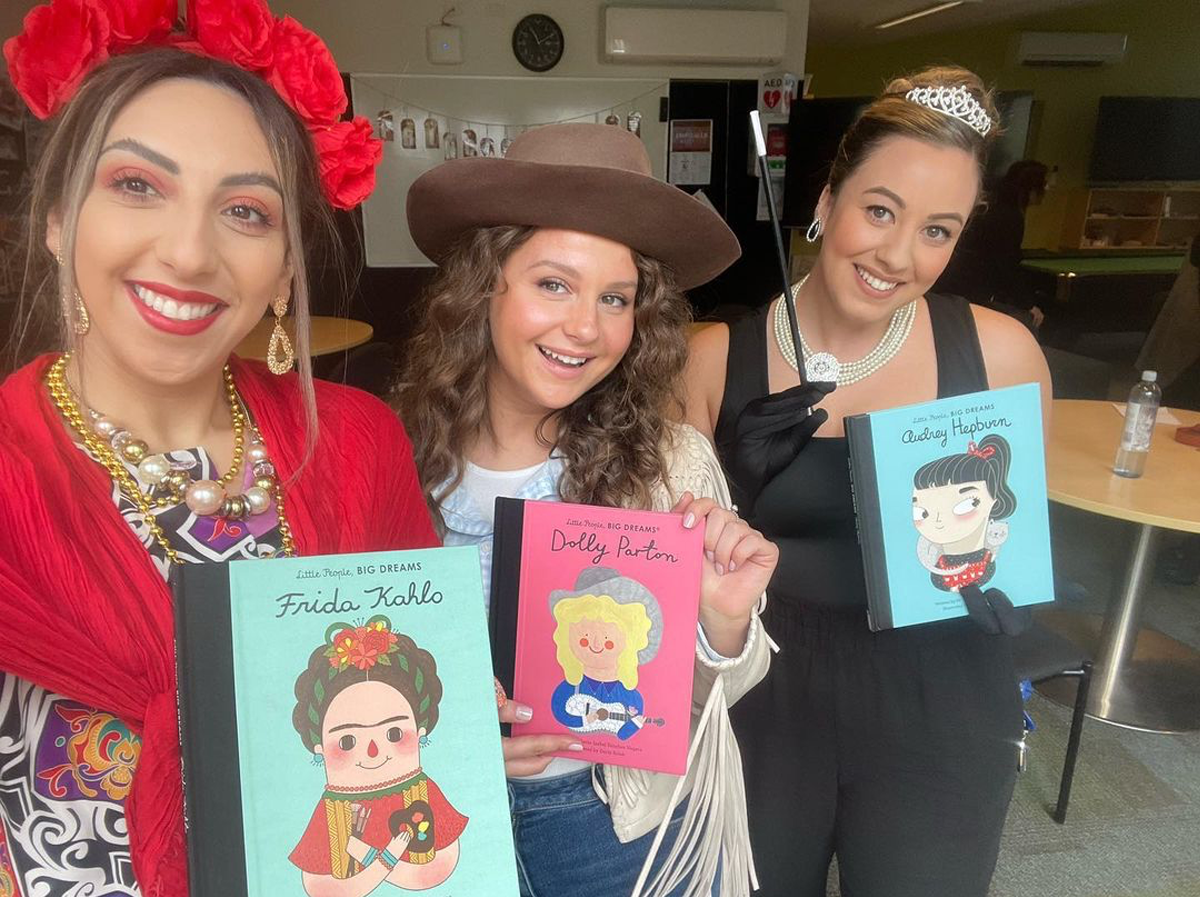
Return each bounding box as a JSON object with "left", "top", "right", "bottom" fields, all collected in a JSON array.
[{"left": 845, "top": 382, "right": 1054, "bottom": 630}]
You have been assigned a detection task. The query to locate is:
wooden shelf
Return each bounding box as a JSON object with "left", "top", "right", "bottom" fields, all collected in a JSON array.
[{"left": 1063, "top": 185, "right": 1200, "bottom": 251}]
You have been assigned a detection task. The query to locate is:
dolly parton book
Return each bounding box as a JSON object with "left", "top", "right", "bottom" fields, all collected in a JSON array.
[
  {"left": 490, "top": 499, "right": 704, "bottom": 775},
  {"left": 172, "top": 547, "right": 518, "bottom": 897},
  {"left": 845, "top": 382, "right": 1054, "bottom": 631}
]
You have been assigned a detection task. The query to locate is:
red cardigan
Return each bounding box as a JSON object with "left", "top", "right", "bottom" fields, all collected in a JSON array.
[{"left": 0, "top": 355, "right": 439, "bottom": 896}]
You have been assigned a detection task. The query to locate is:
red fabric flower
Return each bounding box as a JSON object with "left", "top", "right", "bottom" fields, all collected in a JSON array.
[
  {"left": 99, "top": 0, "right": 175, "bottom": 50},
  {"left": 314, "top": 117, "right": 383, "bottom": 211},
  {"left": 265, "top": 16, "right": 346, "bottom": 127},
  {"left": 3, "top": 0, "right": 111, "bottom": 119},
  {"left": 361, "top": 627, "right": 394, "bottom": 658},
  {"left": 186, "top": 0, "right": 273, "bottom": 71}
]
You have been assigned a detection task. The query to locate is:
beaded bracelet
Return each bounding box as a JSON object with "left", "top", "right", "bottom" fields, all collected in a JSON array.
[
  {"left": 380, "top": 849, "right": 401, "bottom": 870},
  {"left": 362, "top": 848, "right": 378, "bottom": 868}
]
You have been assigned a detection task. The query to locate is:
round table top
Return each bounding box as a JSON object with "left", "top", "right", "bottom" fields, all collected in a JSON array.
[
  {"left": 235, "top": 315, "right": 374, "bottom": 361},
  {"left": 1047, "top": 399, "right": 1200, "bottom": 533}
]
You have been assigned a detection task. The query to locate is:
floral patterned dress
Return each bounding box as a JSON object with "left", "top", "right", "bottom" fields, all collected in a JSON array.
[{"left": 0, "top": 442, "right": 282, "bottom": 897}]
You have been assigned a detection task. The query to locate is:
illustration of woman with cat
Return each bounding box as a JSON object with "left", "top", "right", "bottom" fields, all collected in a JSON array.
[{"left": 911, "top": 433, "right": 1016, "bottom": 592}]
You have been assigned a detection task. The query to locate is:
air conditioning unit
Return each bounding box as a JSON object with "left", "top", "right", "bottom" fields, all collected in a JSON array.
[
  {"left": 1017, "top": 32, "right": 1127, "bottom": 66},
  {"left": 605, "top": 7, "right": 787, "bottom": 65}
]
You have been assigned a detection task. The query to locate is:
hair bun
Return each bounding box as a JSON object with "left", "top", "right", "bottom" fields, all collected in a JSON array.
[{"left": 883, "top": 76, "right": 916, "bottom": 97}]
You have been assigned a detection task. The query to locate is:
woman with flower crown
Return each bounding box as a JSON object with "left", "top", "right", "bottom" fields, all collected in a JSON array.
[
  {"left": 685, "top": 66, "right": 1052, "bottom": 896},
  {"left": 0, "top": 1, "right": 437, "bottom": 894}
]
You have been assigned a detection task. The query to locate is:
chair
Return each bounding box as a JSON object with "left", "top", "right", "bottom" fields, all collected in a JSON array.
[
  {"left": 1011, "top": 622, "right": 1094, "bottom": 823},
  {"left": 321, "top": 341, "right": 396, "bottom": 398}
]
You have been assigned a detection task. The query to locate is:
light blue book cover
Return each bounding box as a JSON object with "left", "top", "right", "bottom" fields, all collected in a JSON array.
[
  {"left": 844, "top": 383, "right": 1054, "bottom": 630},
  {"left": 174, "top": 546, "right": 518, "bottom": 896}
]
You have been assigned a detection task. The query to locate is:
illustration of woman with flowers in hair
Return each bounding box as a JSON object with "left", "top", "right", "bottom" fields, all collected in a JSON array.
[
  {"left": 549, "top": 568, "right": 667, "bottom": 741},
  {"left": 289, "top": 616, "right": 466, "bottom": 894},
  {"left": 911, "top": 434, "right": 1017, "bottom": 592}
]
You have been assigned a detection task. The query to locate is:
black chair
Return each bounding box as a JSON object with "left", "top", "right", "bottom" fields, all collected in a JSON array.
[
  {"left": 1011, "top": 622, "right": 1094, "bottom": 823},
  {"left": 321, "top": 341, "right": 396, "bottom": 398}
]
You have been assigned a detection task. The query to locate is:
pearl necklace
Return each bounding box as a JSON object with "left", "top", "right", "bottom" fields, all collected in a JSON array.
[
  {"left": 46, "top": 354, "right": 296, "bottom": 563},
  {"left": 773, "top": 276, "right": 916, "bottom": 385}
]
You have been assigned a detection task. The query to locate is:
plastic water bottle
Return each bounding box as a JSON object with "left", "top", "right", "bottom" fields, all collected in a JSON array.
[{"left": 1114, "top": 371, "right": 1162, "bottom": 478}]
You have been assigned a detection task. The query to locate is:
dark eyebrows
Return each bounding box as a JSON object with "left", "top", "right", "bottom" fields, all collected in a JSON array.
[
  {"left": 328, "top": 714, "right": 409, "bottom": 734},
  {"left": 864, "top": 186, "right": 905, "bottom": 208},
  {"left": 100, "top": 138, "right": 179, "bottom": 174},
  {"left": 958, "top": 485, "right": 980, "bottom": 493},
  {"left": 864, "top": 186, "right": 964, "bottom": 226},
  {"left": 219, "top": 172, "right": 283, "bottom": 195},
  {"left": 99, "top": 138, "right": 281, "bottom": 195}
]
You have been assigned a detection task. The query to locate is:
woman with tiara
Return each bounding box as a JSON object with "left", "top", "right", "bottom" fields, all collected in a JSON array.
[{"left": 686, "top": 66, "right": 1051, "bottom": 896}]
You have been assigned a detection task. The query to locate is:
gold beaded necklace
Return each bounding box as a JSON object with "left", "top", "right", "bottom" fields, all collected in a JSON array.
[{"left": 46, "top": 354, "right": 296, "bottom": 563}]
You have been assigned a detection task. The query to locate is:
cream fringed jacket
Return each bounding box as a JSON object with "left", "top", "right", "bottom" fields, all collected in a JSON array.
[
  {"left": 607, "top": 422, "right": 773, "bottom": 897},
  {"left": 438, "top": 422, "right": 771, "bottom": 897}
]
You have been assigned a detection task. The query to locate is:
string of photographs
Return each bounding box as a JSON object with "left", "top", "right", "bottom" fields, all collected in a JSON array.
[
  {"left": 351, "top": 76, "right": 664, "bottom": 159},
  {"left": 348, "top": 75, "right": 670, "bottom": 266}
]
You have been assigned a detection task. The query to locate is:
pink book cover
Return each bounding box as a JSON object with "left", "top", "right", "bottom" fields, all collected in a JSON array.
[{"left": 495, "top": 499, "right": 703, "bottom": 775}]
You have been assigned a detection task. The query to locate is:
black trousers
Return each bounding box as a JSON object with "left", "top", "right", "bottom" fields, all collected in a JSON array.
[{"left": 732, "top": 600, "right": 1021, "bottom": 897}]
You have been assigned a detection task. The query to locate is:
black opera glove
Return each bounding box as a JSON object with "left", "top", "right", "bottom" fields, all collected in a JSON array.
[
  {"left": 718, "top": 381, "right": 836, "bottom": 517},
  {"left": 960, "top": 585, "right": 1032, "bottom": 637}
]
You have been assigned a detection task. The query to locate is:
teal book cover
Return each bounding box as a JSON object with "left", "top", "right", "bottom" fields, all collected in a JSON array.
[
  {"left": 173, "top": 546, "right": 518, "bottom": 897},
  {"left": 844, "top": 383, "right": 1054, "bottom": 630}
]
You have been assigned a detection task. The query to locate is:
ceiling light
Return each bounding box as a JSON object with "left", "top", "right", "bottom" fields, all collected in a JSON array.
[{"left": 875, "top": 1, "right": 969, "bottom": 30}]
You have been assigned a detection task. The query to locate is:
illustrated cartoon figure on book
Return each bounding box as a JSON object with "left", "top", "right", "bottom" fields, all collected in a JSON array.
[
  {"left": 911, "top": 434, "right": 1016, "bottom": 592},
  {"left": 289, "top": 616, "right": 467, "bottom": 892},
  {"left": 549, "top": 568, "right": 667, "bottom": 740}
]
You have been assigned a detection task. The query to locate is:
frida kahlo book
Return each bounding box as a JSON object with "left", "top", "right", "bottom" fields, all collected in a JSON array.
[
  {"left": 172, "top": 546, "right": 518, "bottom": 897},
  {"left": 490, "top": 498, "right": 703, "bottom": 776},
  {"left": 844, "top": 382, "right": 1054, "bottom": 631}
]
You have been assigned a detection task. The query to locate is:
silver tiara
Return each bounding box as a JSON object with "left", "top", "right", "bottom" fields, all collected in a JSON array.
[{"left": 905, "top": 85, "right": 992, "bottom": 137}]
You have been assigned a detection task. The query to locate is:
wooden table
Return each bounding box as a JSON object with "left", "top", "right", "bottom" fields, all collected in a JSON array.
[
  {"left": 1037, "top": 399, "right": 1200, "bottom": 732},
  {"left": 235, "top": 315, "right": 374, "bottom": 361},
  {"left": 1020, "top": 254, "right": 1184, "bottom": 305}
]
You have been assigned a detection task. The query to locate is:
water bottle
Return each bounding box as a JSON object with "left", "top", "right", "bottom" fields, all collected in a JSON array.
[{"left": 1114, "top": 371, "right": 1162, "bottom": 478}]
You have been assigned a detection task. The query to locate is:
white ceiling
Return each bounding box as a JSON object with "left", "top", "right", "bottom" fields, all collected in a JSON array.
[{"left": 808, "top": 0, "right": 1112, "bottom": 45}]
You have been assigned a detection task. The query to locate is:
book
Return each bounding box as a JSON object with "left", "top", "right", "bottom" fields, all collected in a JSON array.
[
  {"left": 490, "top": 498, "right": 703, "bottom": 775},
  {"left": 845, "top": 382, "right": 1054, "bottom": 630},
  {"left": 172, "top": 546, "right": 518, "bottom": 897}
]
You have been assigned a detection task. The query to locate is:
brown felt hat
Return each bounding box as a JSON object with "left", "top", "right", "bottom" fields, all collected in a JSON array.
[{"left": 406, "top": 122, "right": 741, "bottom": 290}]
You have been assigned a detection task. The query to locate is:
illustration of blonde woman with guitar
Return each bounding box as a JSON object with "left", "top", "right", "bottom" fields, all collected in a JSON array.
[{"left": 548, "top": 568, "right": 667, "bottom": 740}]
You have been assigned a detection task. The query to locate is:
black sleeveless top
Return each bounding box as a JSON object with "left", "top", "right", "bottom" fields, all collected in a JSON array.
[{"left": 714, "top": 294, "right": 989, "bottom": 610}]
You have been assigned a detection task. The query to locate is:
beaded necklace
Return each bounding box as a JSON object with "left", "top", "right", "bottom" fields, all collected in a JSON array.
[{"left": 46, "top": 354, "right": 296, "bottom": 563}]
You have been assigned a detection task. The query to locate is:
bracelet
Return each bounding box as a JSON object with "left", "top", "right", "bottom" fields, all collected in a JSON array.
[
  {"left": 380, "top": 849, "right": 400, "bottom": 870},
  {"left": 361, "top": 848, "right": 378, "bottom": 868}
]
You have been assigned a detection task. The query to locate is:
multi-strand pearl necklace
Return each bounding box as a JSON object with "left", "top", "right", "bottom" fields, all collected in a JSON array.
[
  {"left": 46, "top": 354, "right": 295, "bottom": 563},
  {"left": 773, "top": 276, "right": 916, "bottom": 386}
]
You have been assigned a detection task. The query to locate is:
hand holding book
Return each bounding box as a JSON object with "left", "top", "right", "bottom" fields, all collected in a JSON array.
[
  {"left": 719, "top": 381, "right": 836, "bottom": 516},
  {"left": 673, "top": 491, "right": 780, "bottom": 658},
  {"left": 959, "top": 585, "right": 1033, "bottom": 637}
]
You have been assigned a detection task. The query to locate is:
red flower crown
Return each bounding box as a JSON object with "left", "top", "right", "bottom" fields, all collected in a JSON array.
[{"left": 3, "top": 0, "right": 382, "bottom": 209}]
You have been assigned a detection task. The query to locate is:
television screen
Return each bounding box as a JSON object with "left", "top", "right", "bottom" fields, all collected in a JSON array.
[
  {"left": 782, "top": 97, "right": 870, "bottom": 228},
  {"left": 1090, "top": 97, "right": 1200, "bottom": 182}
]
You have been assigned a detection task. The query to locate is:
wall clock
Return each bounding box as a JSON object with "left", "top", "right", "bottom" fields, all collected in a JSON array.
[{"left": 512, "top": 13, "right": 564, "bottom": 73}]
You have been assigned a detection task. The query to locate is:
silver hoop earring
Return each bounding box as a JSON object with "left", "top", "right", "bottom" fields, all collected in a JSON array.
[{"left": 805, "top": 216, "right": 822, "bottom": 243}]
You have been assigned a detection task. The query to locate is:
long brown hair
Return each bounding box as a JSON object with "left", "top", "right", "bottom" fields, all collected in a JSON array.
[
  {"left": 7, "top": 48, "right": 343, "bottom": 452},
  {"left": 829, "top": 65, "right": 1001, "bottom": 201},
  {"left": 394, "top": 226, "right": 691, "bottom": 529}
]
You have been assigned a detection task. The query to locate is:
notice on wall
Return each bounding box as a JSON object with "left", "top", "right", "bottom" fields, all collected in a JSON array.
[{"left": 668, "top": 118, "right": 713, "bottom": 186}]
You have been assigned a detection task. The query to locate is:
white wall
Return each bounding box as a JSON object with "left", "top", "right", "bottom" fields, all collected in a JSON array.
[{"left": 271, "top": 0, "right": 808, "bottom": 79}]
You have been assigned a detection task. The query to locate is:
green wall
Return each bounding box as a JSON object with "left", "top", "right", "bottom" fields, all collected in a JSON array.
[{"left": 805, "top": 0, "right": 1200, "bottom": 249}]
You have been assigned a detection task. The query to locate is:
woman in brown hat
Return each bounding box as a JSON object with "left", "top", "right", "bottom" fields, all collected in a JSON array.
[{"left": 395, "top": 122, "right": 775, "bottom": 897}]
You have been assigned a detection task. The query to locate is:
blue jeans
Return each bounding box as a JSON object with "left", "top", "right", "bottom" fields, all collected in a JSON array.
[{"left": 509, "top": 769, "right": 715, "bottom": 897}]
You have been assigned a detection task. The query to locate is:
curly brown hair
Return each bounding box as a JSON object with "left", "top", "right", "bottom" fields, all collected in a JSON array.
[
  {"left": 292, "top": 624, "right": 443, "bottom": 753},
  {"left": 393, "top": 225, "right": 691, "bottom": 529}
]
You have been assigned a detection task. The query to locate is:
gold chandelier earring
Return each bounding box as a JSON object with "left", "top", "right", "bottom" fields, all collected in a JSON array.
[
  {"left": 267, "top": 295, "right": 294, "bottom": 375},
  {"left": 54, "top": 249, "right": 90, "bottom": 336}
]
